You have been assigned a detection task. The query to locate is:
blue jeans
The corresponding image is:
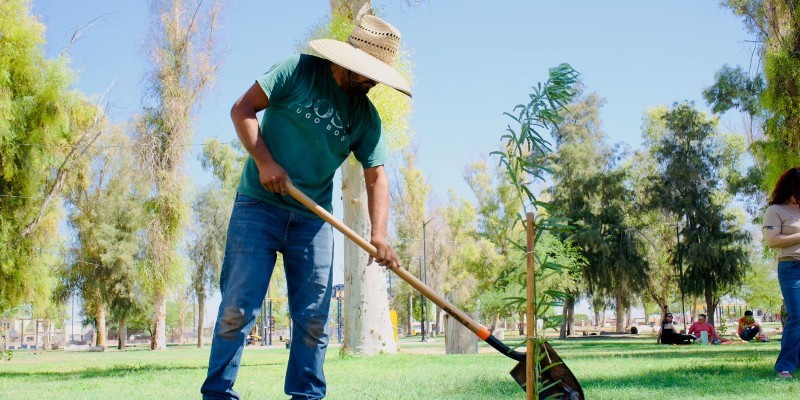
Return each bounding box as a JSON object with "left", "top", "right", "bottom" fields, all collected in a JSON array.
[
  {"left": 776, "top": 260, "right": 800, "bottom": 374},
  {"left": 201, "top": 194, "right": 334, "bottom": 399}
]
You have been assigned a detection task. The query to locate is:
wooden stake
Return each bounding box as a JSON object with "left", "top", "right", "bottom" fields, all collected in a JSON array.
[{"left": 526, "top": 212, "right": 536, "bottom": 400}]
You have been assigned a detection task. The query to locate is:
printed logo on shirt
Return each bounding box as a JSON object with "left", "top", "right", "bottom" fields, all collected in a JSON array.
[{"left": 293, "top": 97, "right": 348, "bottom": 142}]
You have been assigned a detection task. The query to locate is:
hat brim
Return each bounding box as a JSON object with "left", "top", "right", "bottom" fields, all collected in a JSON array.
[{"left": 309, "top": 39, "right": 411, "bottom": 98}]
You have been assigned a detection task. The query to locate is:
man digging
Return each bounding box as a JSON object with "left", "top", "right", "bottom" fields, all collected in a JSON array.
[{"left": 201, "top": 15, "right": 408, "bottom": 400}]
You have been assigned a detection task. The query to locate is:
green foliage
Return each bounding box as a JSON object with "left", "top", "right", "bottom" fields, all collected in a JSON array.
[
  {"left": 735, "top": 258, "right": 782, "bottom": 312},
  {"left": 647, "top": 103, "right": 751, "bottom": 325},
  {"left": 136, "top": 0, "right": 220, "bottom": 348},
  {"left": 491, "top": 63, "right": 580, "bottom": 395},
  {"left": 721, "top": 1, "right": 800, "bottom": 196},
  {"left": 60, "top": 131, "right": 148, "bottom": 328},
  {"left": 0, "top": 0, "right": 94, "bottom": 313},
  {"left": 550, "top": 90, "right": 649, "bottom": 324},
  {"left": 190, "top": 140, "right": 245, "bottom": 312},
  {"left": 199, "top": 139, "right": 247, "bottom": 191},
  {"left": 702, "top": 64, "right": 764, "bottom": 117},
  {"left": 759, "top": 49, "right": 800, "bottom": 188},
  {"left": 389, "top": 149, "right": 431, "bottom": 328}
]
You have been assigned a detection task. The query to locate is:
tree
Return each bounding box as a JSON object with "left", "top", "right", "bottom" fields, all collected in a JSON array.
[
  {"left": 189, "top": 140, "right": 244, "bottom": 347},
  {"left": 702, "top": 64, "right": 767, "bottom": 217},
  {"left": 722, "top": 1, "right": 800, "bottom": 189},
  {"left": 135, "top": 0, "right": 221, "bottom": 350},
  {"left": 0, "top": 0, "right": 100, "bottom": 314},
  {"left": 736, "top": 258, "right": 782, "bottom": 316},
  {"left": 548, "top": 89, "right": 611, "bottom": 333},
  {"left": 629, "top": 152, "right": 679, "bottom": 322},
  {"left": 463, "top": 160, "right": 531, "bottom": 333},
  {"left": 390, "top": 147, "right": 430, "bottom": 336},
  {"left": 490, "top": 63, "right": 581, "bottom": 398},
  {"left": 549, "top": 90, "right": 649, "bottom": 333},
  {"left": 648, "top": 103, "right": 751, "bottom": 326},
  {"left": 60, "top": 129, "right": 147, "bottom": 349}
]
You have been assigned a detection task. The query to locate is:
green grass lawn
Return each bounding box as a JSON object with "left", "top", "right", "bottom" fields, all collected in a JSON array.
[{"left": 1, "top": 336, "right": 799, "bottom": 399}]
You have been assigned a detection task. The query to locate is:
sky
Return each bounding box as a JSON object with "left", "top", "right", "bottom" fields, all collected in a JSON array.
[{"left": 31, "top": 0, "right": 755, "bottom": 324}]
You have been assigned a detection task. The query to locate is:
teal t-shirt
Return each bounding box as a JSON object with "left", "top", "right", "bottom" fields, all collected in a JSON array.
[{"left": 236, "top": 54, "right": 388, "bottom": 219}]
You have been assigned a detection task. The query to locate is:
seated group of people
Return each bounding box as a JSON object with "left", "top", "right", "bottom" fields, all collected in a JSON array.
[{"left": 657, "top": 310, "right": 764, "bottom": 345}]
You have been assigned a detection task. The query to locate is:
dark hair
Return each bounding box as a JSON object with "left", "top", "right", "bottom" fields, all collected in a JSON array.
[
  {"left": 769, "top": 167, "right": 800, "bottom": 205},
  {"left": 699, "top": 314, "right": 706, "bottom": 319},
  {"left": 745, "top": 310, "right": 753, "bottom": 317}
]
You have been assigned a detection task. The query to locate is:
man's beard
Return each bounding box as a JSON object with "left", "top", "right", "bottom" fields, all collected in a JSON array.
[
  {"left": 345, "top": 82, "right": 371, "bottom": 96},
  {"left": 346, "top": 71, "right": 372, "bottom": 96}
]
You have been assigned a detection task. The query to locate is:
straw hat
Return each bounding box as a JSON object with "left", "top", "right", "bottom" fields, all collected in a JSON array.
[{"left": 309, "top": 15, "right": 411, "bottom": 97}]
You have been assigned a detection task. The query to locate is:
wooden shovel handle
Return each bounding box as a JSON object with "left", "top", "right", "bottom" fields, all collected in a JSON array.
[{"left": 286, "top": 182, "right": 492, "bottom": 341}]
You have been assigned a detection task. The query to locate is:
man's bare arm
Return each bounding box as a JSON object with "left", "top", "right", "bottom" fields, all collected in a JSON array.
[
  {"left": 230, "top": 82, "right": 290, "bottom": 194},
  {"left": 364, "top": 165, "right": 398, "bottom": 269}
]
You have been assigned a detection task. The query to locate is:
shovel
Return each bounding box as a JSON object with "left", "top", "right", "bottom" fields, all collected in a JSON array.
[{"left": 286, "top": 182, "right": 584, "bottom": 399}]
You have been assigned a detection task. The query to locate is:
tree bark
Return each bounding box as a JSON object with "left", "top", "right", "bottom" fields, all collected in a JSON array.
[
  {"left": 518, "top": 311, "right": 525, "bottom": 335},
  {"left": 151, "top": 290, "right": 167, "bottom": 350},
  {"left": 96, "top": 303, "right": 107, "bottom": 349},
  {"left": 341, "top": 161, "right": 396, "bottom": 355},
  {"left": 118, "top": 315, "right": 127, "bottom": 350},
  {"left": 488, "top": 313, "right": 500, "bottom": 334},
  {"left": 197, "top": 292, "right": 206, "bottom": 348},
  {"left": 567, "top": 297, "right": 575, "bottom": 335},
  {"left": 406, "top": 291, "right": 412, "bottom": 335},
  {"left": 434, "top": 306, "right": 442, "bottom": 335},
  {"left": 615, "top": 289, "right": 624, "bottom": 333},
  {"left": 41, "top": 320, "right": 50, "bottom": 351},
  {"left": 704, "top": 288, "right": 718, "bottom": 327},
  {"left": 559, "top": 302, "right": 568, "bottom": 339},
  {"left": 444, "top": 314, "right": 477, "bottom": 354}
]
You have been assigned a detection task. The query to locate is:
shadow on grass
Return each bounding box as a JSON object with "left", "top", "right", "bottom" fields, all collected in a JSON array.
[
  {"left": 0, "top": 361, "right": 284, "bottom": 381},
  {"left": 579, "top": 362, "right": 797, "bottom": 396}
]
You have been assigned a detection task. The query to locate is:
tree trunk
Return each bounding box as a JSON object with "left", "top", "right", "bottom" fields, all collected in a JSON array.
[
  {"left": 435, "top": 306, "right": 443, "bottom": 335},
  {"left": 96, "top": 303, "right": 107, "bottom": 349},
  {"left": 594, "top": 310, "right": 600, "bottom": 327},
  {"left": 118, "top": 315, "right": 127, "bottom": 350},
  {"left": 151, "top": 290, "right": 167, "bottom": 350},
  {"left": 406, "top": 291, "right": 412, "bottom": 336},
  {"left": 625, "top": 307, "right": 632, "bottom": 331},
  {"left": 177, "top": 299, "right": 187, "bottom": 346},
  {"left": 341, "top": 161, "right": 396, "bottom": 355},
  {"left": 42, "top": 320, "right": 51, "bottom": 351},
  {"left": 197, "top": 292, "right": 206, "bottom": 348},
  {"left": 518, "top": 311, "right": 525, "bottom": 335},
  {"left": 567, "top": 299, "right": 575, "bottom": 334},
  {"left": 488, "top": 313, "right": 500, "bottom": 334},
  {"left": 559, "top": 297, "right": 575, "bottom": 339},
  {"left": 444, "top": 314, "right": 478, "bottom": 354},
  {"left": 704, "top": 288, "right": 718, "bottom": 327},
  {"left": 615, "top": 289, "right": 624, "bottom": 333}
]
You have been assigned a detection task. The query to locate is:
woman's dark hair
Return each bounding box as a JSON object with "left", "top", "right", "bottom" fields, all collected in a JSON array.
[{"left": 769, "top": 167, "right": 800, "bottom": 205}]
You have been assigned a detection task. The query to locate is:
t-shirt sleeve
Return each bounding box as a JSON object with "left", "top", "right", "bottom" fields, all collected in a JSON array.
[
  {"left": 351, "top": 108, "right": 388, "bottom": 168},
  {"left": 256, "top": 54, "right": 301, "bottom": 103},
  {"left": 763, "top": 206, "right": 782, "bottom": 232}
]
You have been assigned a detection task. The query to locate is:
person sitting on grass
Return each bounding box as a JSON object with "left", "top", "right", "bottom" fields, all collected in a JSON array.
[
  {"left": 688, "top": 314, "right": 729, "bottom": 344},
  {"left": 738, "top": 310, "right": 762, "bottom": 342},
  {"left": 657, "top": 313, "right": 695, "bottom": 345}
]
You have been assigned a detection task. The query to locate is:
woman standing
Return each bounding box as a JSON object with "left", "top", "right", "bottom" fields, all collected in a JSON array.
[{"left": 763, "top": 167, "right": 800, "bottom": 378}]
